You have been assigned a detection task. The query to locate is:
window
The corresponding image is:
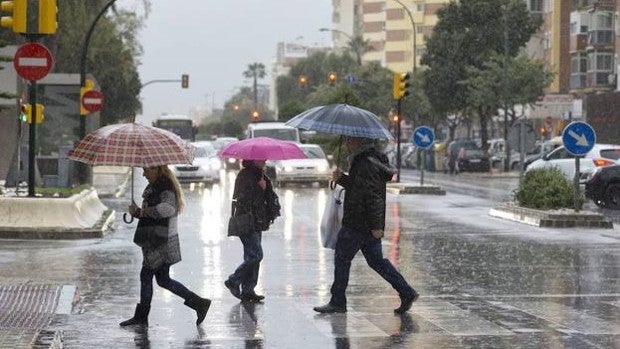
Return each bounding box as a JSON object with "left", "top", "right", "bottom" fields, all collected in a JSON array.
[
  {"left": 416, "top": 3, "right": 425, "bottom": 12},
  {"left": 571, "top": 55, "right": 587, "bottom": 73},
  {"left": 529, "top": 0, "right": 543, "bottom": 12}
]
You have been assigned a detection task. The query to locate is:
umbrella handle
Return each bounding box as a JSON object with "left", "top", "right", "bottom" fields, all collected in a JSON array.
[
  {"left": 123, "top": 212, "right": 134, "bottom": 224},
  {"left": 330, "top": 135, "right": 343, "bottom": 190},
  {"left": 330, "top": 180, "right": 337, "bottom": 190}
]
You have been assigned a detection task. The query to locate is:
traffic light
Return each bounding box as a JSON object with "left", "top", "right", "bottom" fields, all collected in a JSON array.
[
  {"left": 392, "top": 114, "right": 399, "bottom": 124},
  {"left": 80, "top": 79, "right": 95, "bottom": 116},
  {"left": 299, "top": 75, "right": 308, "bottom": 88},
  {"left": 392, "top": 72, "right": 410, "bottom": 100},
  {"left": 0, "top": 0, "right": 27, "bottom": 33},
  {"left": 181, "top": 74, "right": 189, "bottom": 88},
  {"left": 38, "top": 0, "right": 57, "bottom": 34},
  {"left": 22, "top": 103, "right": 44, "bottom": 124},
  {"left": 233, "top": 104, "right": 239, "bottom": 111},
  {"left": 251, "top": 110, "right": 259, "bottom": 122},
  {"left": 327, "top": 72, "right": 337, "bottom": 86}
]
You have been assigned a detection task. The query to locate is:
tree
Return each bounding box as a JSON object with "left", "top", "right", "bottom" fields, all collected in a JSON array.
[
  {"left": 421, "top": 0, "right": 540, "bottom": 148},
  {"left": 347, "top": 35, "right": 373, "bottom": 66},
  {"left": 243, "top": 62, "right": 266, "bottom": 109}
]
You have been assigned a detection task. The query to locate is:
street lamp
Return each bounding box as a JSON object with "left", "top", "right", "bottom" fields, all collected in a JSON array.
[
  {"left": 390, "top": 0, "right": 417, "bottom": 73},
  {"left": 319, "top": 27, "right": 364, "bottom": 65}
]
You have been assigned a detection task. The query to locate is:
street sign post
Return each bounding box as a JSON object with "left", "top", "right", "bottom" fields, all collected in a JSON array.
[
  {"left": 412, "top": 126, "right": 435, "bottom": 186},
  {"left": 562, "top": 121, "right": 596, "bottom": 212},
  {"left": 13, "top": 43, "right": 53, "bottom": 81},
  {"left": 81, "top": 90, "right": 104, "bottom": 113}
]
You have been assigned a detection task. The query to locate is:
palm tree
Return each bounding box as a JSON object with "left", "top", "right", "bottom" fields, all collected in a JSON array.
[
  {"left": 347, "top": 36, "right": 373, "bottom": 66},
  {"left": 243, "top": 63, "right": 266, "bottom": 109}
]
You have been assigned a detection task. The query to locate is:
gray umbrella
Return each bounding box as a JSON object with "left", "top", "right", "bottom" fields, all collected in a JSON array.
[{"left": 285, "top": 104, "right": 395, "bottom": 141}]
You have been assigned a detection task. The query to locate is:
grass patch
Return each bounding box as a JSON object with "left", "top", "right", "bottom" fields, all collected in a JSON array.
[{"left": 36, "top": 185, "right": 92, "bottom": 198}]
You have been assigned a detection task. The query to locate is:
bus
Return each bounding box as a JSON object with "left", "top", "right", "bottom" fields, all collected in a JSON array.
[{"left": 152, "top": 114, "right": 197, "bottom": 141}]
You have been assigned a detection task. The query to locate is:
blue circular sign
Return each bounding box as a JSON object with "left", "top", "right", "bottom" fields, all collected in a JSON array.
[
  {"left": 412, "top": 126, "right": 435, "bottom": 149},
  {"left": 561, "top": 121, "right": 596, "bottom": 156}
]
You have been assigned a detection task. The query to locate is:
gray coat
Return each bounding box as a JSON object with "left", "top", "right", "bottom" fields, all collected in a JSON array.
[{"left": 139, "top": 185, "right": 182, "bottom": 269}]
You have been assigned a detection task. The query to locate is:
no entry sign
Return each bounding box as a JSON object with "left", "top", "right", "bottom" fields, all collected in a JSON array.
[
  {"left": 82, "top": 90, "right": 104, "bottom": 113},
  {"left": 13, "top": 43, "right": 53, "bottom": 81}
]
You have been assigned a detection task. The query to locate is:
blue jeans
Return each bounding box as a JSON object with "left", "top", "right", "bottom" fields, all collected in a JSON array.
[
  {"left": 330, "top": 226, "right": 415, "bottom": 308},
  {"left": 140, "top": 264, "right": 192, "bottom": 305},
  {"left": 228, "top": 230, "right": 263, "bottom": 295}
]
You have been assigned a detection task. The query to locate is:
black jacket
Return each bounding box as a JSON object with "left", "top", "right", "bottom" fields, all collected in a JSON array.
[
  {"left": 233, "top": 165, "right": 279, "bottom": 231},
  {"left": 336, "top": 146, "right": 394, "bottom": 235}
]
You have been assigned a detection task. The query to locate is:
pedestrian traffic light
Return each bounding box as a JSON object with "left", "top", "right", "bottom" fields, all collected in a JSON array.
[
  {"left": 299, "top": 75, "right": 308, "bottom": 88},
  {"left": 23, "top": 103, "right": 44, "bottom": 124},
  {"left": 80, "top": 79, "right": 95, "bottom": 116},
  {"left": 0, "top": 0, "right": 27, "bottom": 33},
  {"left": 327, "top": 72, "right": 337, "bottom": 86},
  {"left": 181, "top": 74, "right": 189, "bottom": 88},
  {"left": 38, "top": 0, "right": 57, "bottom": 34},
  {"left": 392, "top": 72, "right": 410, "bottom": 100}
]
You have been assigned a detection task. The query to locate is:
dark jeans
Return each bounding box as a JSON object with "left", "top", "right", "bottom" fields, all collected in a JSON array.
[
  {"left": 330, "top": 226, "right": 415, "bottom": 308},
  {"left": 140, "top": 264, "right": 192, "bottom": 305},
  {"left": 228, "top": 230, "right": 263, "bottom": 295}
]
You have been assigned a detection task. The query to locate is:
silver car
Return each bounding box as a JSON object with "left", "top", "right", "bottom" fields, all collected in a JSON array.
[
  {"left": 169, "top": 142, "right": 222, "bottom": 184},
  {"left": 270, "top": 144, "right": 331, "bottom": 187}
]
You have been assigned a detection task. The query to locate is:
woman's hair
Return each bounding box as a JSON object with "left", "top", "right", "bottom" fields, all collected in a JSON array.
[
  {"left": 157, "top": 165, "right": 186, "bottom": 213},
  {"left": 241, "top": 160, "right": 255, "bottom": 168}
]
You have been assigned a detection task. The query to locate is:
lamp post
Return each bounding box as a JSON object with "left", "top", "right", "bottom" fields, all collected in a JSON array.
[
  {"left": 391, "top": 0, "right": 417, "bottom": 73},
  {"left": 77, "top": 0, "right": 117, "bottom": 185},
  {"left": 319, "top": 27, "right": 363, "bottom": 65}
]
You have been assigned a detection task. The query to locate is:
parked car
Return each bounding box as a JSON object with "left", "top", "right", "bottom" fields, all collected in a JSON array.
[
  {"left": 523, "top": 136, "right": 563, "bottom": 170},
  {"left": 585, "top": 165, "right": 620, "bottom": 209},
  {"left": 269, "top": 144, "right": 331, "bottom": 187},
  {"left": 457, "top": 148, "right": 491, "bottom": 172},
  {"left": 168, "top": 141, "right": 222, "bottom": 184},
  {"left": 526, "top": 144, "right": 620, "bottom": 183}
]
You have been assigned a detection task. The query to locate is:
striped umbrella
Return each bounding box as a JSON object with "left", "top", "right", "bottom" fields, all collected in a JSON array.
[
  {"left": 285, "top": 104, "right": 394, "bottom": 141},
  {"left": 68, "top": 122, "right": 194, "bottom": 167},
  {"left": 68, "top": 122, "right": 194, "bottom": 223}
]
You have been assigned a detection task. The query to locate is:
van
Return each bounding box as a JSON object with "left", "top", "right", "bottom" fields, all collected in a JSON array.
[{"left": 245, "top": 122, "right": 300, "bottom": 143}]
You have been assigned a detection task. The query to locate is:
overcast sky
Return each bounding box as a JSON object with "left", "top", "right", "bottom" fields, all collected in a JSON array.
[{"left": 133, "top": 0, "right": 332, "bottom": 123}]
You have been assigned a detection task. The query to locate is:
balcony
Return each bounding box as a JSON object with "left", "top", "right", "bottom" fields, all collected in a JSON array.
[{"left": 570, "top": 34, "right": 588, "bottom": 52}]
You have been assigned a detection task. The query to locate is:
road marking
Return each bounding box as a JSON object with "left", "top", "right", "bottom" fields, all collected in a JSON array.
[
  {"left": 508, "top": 300, "right": 620, "bottom": 334},
  {"left": 55, "top": 285, "right": 76, "bottom": 315},
  {"left": 414, "top": 301, "right": 513, "bottom": 336}
]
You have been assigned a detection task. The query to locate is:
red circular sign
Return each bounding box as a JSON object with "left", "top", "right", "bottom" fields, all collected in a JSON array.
[
  {"left": 82, "top": 90, "right": 104, "bottom": 113},
  {"left": 13, "top": 43, "right": 53, "bottom": 81},
  {"left": 546, "top": 116, "right": 553, "bottom": 125}
]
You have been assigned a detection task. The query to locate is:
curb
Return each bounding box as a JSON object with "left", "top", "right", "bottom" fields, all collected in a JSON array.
[
  {"left": 0, "top": 209, "right": 115, "bottom": 239},
  {"left": 387, "top": 183, "right": 446, "bottom": 195},
  {"left": 489, "top": 203, "right": 614, "bottom": 228}
]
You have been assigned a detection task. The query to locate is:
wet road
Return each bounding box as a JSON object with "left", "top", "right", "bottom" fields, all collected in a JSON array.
[{"left": 1, "top": 169, "right": 619, "bottom": 348}]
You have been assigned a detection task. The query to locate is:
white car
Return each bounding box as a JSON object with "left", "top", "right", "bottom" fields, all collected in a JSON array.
[
  {"left": 270, "top": 144, "right": 331, "bottom": 187},
  {"left": 169, "top": 141, "right": 222, "bottom": 184},
  {"left": 526, "top": 144, "right": 620, "bottom": 183}
]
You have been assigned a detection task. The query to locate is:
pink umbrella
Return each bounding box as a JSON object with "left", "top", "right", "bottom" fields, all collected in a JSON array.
[{"left": 218, "top": 137, "right": 306, "bottom": 160}]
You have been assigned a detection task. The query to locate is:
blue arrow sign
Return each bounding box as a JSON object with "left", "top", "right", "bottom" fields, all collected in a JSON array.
[
  {"left": 561, "top": 121, "right": 596, "bottom": 156},
  {"left": 412, "top": 126, "right": 435, "bottom": 149}
]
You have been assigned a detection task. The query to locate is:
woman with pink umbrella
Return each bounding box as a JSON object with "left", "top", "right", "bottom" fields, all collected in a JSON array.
[{"left": 218, "top": 137, "right": 305, "bottom": 302}]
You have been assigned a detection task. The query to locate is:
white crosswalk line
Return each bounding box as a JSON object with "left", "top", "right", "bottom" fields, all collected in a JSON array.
[{"left": 414, "top": 301, "right": 514, "bottom": 336}]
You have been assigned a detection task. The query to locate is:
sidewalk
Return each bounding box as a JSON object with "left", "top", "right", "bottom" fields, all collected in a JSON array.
[{"left": 0, "top": 167, "right": 129, "bottom": 349}]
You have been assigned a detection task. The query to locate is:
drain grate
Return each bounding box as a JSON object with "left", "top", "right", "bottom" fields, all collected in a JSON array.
[{"left": 0, "top": 284, "right": 62, "bottom": 329}]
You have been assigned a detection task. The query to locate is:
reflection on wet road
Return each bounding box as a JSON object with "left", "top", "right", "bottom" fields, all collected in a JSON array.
[{"left": 0, "top": 169, "right": 618, "bottom": 348}]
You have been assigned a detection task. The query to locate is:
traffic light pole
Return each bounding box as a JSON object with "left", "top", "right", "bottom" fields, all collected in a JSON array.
[
  {"left": 396, "top": 98, "right": 402, "bottom": 183},
  {"left": 26, "top": 36, "right": 39, "bottom": 197}
]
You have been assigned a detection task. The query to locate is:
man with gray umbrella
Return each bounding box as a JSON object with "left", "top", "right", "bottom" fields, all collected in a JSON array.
[{"left": 313, "top": 135, "right": 419, "bottom": 314}]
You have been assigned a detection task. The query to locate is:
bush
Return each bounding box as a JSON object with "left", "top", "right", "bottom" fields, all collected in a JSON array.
[{"left": 514, "top": 167, "right": 585, "bottom": 210}]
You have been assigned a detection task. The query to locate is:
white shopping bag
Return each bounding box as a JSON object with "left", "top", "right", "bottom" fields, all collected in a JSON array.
[{"left": 320, "top": 185, "right": 345, "bottom": 249}]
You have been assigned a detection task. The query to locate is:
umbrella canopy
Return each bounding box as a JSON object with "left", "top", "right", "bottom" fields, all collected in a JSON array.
[
  {"left": 218, "top": 137, "right": 306, "bottom": 160},
  {"left": 68, "top": 122, "right": 195, "bottom": 167},
  {"left": 285, "top": 103, "right": 395, "bottom": 141}
]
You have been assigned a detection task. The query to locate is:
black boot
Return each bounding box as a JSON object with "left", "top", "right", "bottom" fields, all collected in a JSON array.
[
  {"left": 184, "top": 293, "right": 212, "bottom": 325},
  {"left": 119, "top": 303, "right": 150, "bottom": 327}
]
